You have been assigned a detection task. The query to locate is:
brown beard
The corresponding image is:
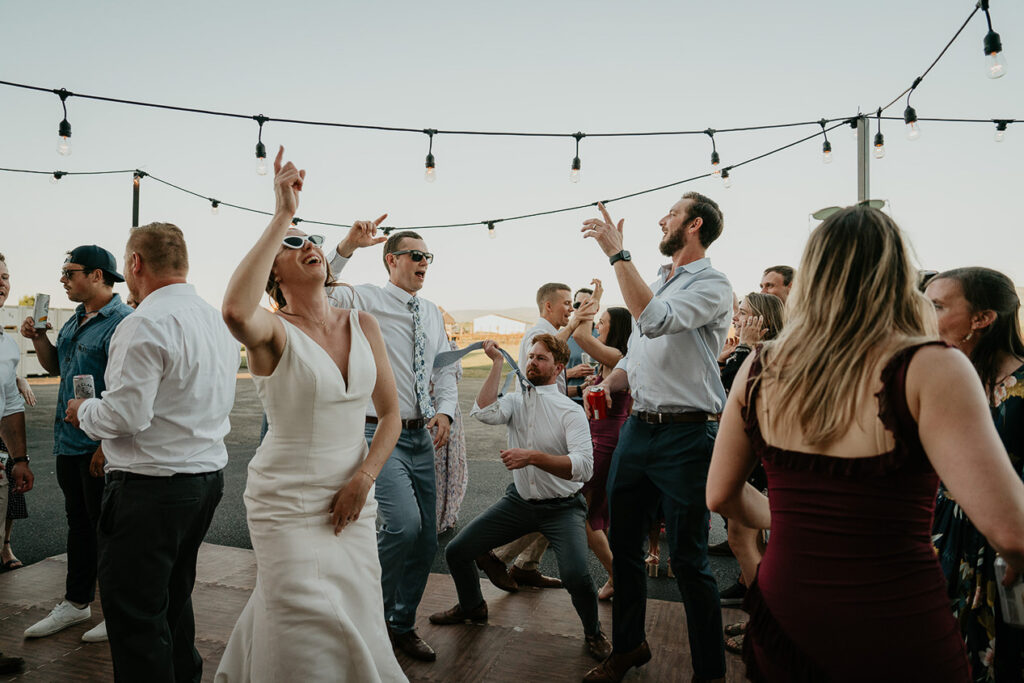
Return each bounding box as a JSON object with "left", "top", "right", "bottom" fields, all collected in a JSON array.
[{"left": 659, "top": 226, "right": 686, "bottom": 257}]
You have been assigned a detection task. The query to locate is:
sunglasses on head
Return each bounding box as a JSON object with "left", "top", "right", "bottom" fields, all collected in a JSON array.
[
  {"left": 391, "top": 249, "right": 434, "bottom": 264},
  {"left": 282, "top": 234, "right": 325, "bottom": 249}
]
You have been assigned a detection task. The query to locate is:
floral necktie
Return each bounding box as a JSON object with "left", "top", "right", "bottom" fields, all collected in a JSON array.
[{"left": 408, "top": 297, "right": 436, "bottom": 419}]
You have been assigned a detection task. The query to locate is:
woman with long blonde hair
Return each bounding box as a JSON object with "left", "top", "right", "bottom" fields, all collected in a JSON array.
[{"left": 707, "top": 206, "right": 1024, "bottom": 682}]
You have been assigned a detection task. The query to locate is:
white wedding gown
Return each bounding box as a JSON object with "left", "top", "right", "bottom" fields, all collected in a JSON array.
[{"left": 216, "top": 316, "right": 407, "bottom": 682}]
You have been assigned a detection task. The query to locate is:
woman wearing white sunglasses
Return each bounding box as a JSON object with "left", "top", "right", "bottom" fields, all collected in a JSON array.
[{"left": 218, "top": 147, "right": 407, "bottom": 682}]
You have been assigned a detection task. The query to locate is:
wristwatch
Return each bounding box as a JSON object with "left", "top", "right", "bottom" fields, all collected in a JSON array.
[
  {"left": 609, "top": 250, "right": 631, "bottom": 266},
  {"left": 10, "top": 456, "right": 29, "bottom": 464}
]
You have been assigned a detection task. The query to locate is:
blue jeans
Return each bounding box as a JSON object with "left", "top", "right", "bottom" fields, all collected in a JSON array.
[
  {"left": 607, "top": 417, "right": 725, "bottom": 679},
  {"left": 445, "top": 483, "right": 600, "bottom": 636},
  {"left": 365, "top": 423, "right": 438, "bottom": 634}
]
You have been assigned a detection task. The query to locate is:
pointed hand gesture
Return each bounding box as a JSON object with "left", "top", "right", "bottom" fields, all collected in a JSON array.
[
  {"left": 581, "top": 202, "right": 625, "bottom": 258},
  {"left": 336, "top": 214, "right": 389, "bottom": 258},
  {"left": 273, "top": 146, "right": 306, "bottom": 218}
]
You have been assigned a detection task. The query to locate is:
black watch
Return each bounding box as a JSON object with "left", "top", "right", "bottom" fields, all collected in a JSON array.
[
  {"left": 609, "top": 250, "right": 631, "bottom": 266},
  {"left": 11, "top": 456, "right": 29, "bottom": 464}
]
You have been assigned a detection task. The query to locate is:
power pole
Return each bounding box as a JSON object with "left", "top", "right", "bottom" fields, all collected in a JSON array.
[{"left": 856, "top": 115, "right": 870, "bottom": 202}]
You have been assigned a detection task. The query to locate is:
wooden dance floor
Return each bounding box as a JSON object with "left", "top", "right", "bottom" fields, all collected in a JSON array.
[{"left": 0, "top": 543, "right": 748, "bottom": 681}]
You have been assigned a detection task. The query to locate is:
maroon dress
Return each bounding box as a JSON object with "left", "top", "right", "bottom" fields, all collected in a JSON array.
[
  {"left": 582, "top": 384, "right": 631, "bottom": 532},
  {"left": 741, "top": 343, "right": 970, "bottom": 682}
]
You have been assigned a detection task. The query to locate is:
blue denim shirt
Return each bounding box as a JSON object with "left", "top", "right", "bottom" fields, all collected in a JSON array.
[{"left": 53, "top": 293, "right": 134, "bottom": 456}]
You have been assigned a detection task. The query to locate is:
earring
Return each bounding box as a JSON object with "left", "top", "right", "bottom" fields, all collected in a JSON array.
[{"left": 961, "top": 331, "right": 974, "bottom": 343}]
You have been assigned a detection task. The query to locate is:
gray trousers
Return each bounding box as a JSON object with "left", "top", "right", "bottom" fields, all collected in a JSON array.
[{"left": 445, "top": 483, "right": 600, "bottom": 636}]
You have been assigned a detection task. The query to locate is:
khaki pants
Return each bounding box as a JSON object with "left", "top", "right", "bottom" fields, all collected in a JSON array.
[{"left": 494, "top": 532, "right": 548, "bottom": 571}]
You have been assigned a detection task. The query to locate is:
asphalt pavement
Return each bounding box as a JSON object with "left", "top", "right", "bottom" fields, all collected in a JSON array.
[{"left": 7, "top": 378, "right": 739, "bottom": 603}]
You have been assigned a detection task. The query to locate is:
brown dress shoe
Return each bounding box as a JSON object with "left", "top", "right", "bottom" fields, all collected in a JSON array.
[
  {"left": 509, "top": 565, "right": 563, "bottom": 588},
  {"left": 388, "top": 627, "right": 437, "bottom": 662},
  {"left": 584, "top": 631, "right": 613, "bottom": 661},
  {"left": 582, "top": 641, "right": 652, "bottom": 682},
  {"left": 476, "top": 551, "right": 519, "bottom": 593},
  {"left": 428, "top": 601, "right": 489, "bottom": 626}
]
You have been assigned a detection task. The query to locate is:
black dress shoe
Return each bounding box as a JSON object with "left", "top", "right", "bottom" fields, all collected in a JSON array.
[
  {"left": 429, "top": 601, "right": 489, "bottom": 626},
  {"left": 388, "top": 627, "right": 437, "bottom": 662},
  {"left": 476, "top": 551, "right": 519, "bottom": 592},
  {"left": 0, "top": 652, "right": 24, "bottom": 675},
  {"left": 509, "top": 565, "right": 563, "bottom": 588}
]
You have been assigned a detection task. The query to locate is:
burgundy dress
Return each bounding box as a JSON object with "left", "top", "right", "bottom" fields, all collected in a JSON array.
[
  {"left": 582, "top": 384, "right": 631, "bottom": 532},
  {"left": 741, "top": 343, "right": 970, "bottom": 682}
]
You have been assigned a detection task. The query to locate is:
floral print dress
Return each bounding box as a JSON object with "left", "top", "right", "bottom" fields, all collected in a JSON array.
[{"left": 932, "top": 364, "right": 1024, "bottom": 682}]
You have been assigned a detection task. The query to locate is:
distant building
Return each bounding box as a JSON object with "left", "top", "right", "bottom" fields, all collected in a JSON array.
[
  {"left": 1, "top": 305, "right": 77, "bottom": 376},
  {"left": 473, "top": 314, "right": 529, "bottom": 335}
]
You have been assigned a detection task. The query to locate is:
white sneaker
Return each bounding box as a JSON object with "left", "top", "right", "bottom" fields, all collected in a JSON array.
[
  {"left": 24, "top": 601, "right": 91, "bottom": 638},
  {"left": 81, "top": 620, "right": 107, "bottom": 643}
]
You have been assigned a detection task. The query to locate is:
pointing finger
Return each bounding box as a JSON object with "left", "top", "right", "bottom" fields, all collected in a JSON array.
[
  {"left": 274, "top": 146, "right": 285, "bottom": 175},
  {"left": 597, "top": 202, "right": 615, "bottom": 225},
  {"left": 373, "top": 214, "right": 388, "bottom": 227}
]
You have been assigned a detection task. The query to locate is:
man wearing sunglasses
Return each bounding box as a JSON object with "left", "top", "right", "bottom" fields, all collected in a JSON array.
[
  {"left": 328, "top": 221, "right": 457, "bottom": 663},
  {"left": 19, "top": 245, "right": 134, "bottom": 645}
]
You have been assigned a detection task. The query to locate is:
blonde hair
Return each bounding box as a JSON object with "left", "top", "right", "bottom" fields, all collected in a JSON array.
[
  {"left": 742, "top": 292, "right": 785, "bottom": 341},
  {"left": 128, "top": 222, "right": 188, "bottom": 276},
  {"left": 757, "top": 206, "right": 935, "bottom": 446}
]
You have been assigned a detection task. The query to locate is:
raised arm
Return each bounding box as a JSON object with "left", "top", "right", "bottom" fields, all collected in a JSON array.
[
  {"left": 912, "top": 346, "right": 1024, "bottom": 577},
  {"left": 582, "top": 203, "right": 654, "bottom": 320},
  {"left": 221, "top": 146, "right": 303, "bottom": 374},
  {"left": 572, "top": 316, "right": 624, "bottom": 369},
  {"left": 475, "top": 340, "right": 505, "bottom": 409},
  {"left": 328, "top": 312, "right": 400, "bottom": 534}
]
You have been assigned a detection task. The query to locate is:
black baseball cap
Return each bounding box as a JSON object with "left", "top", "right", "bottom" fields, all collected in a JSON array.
[{"left": 66, "top": 245, "right": 125, "bottom": 283}]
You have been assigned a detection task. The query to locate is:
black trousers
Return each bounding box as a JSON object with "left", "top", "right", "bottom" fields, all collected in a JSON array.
[
  {"left": 55, "top": 453, "right": 105, "bottom": 604},
  {"left": 97, "top": 471, "right": 223, "bottom": 683}
]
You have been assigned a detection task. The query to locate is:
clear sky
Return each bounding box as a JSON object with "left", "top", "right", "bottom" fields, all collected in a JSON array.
[{"left": 1, "top": 0, "right": 1020, "bottom": 314}]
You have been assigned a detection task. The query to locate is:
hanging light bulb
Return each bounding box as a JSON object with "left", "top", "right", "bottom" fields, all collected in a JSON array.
[
  {"left": 822, "top": 140, "right": 833, "bottom": 164},
  {"left": 569, "top": 132, "right": 584, "bottom": 183},
  {"left": 211, "top": 200, "right": 220, "bottom": 215},
  {"left": 721, "top": 168, "right": 732, "bottom": 188},
  {"left": 423, "top": 129, "right": 437, "bottom": 183},
  {"left": 487, "top": 222, "right": 497, "bottom": 239},
  {"left": 904, "top": 106, "right": 921, "bottom": 141},
  {"left": 984, "top": 30, "right": 1007, "bottom": 79},
  {"left": 873, "top": 132, "right": 886, "bottom": 159},
  {"left": 54, "top": 89, "right": 72, "bottom": 157},
  {"left": 50, "top": 171, "right": 65, "bottom": 185},
  {"left": 705, "top": 129, "right": 720, "bottom": 175},
  {"left": 253, "top": 115, "right": 269, "bottom": 175},
  {"left": 994, "top": 120, "right": 1008, "bottom": 142}
]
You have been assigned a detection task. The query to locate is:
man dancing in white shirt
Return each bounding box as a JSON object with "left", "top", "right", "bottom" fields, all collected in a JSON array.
[
  {"left": 66, "top": 223, "right": 239, "bottom": 682},
  {"left": 429, "top": 335, "right": 611, "bottom": 662}
]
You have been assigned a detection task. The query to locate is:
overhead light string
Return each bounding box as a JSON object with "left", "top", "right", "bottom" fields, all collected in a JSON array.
[
  {"left": 570, "top": 132, "right": 584, "bottom": 183},
  {"left": 819, "top": 118, "right": 833, "bottom": 163},
  {"left": 55, "top": 88, "right": 72, "bottom": 156},
  {"left": 705, "top": 128, "right": 721, "bottom": 175},
  {"left": 980, "top": 0, "right": 1008, "bottom": 79},
  {"left": 423, "top": 129, "right": 437, "bottom": 183}
]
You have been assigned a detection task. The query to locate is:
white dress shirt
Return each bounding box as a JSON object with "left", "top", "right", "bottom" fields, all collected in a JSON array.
[
  {"left": 0, "top": 332, "right": 25, "bottom": 419},
  {"left": 618, "top": 258, "right": 732, "bottom": 413},
  {"left": 518, "top": 318, "right": 566, "bottom": 394},
  {"left": 327, "top": 255, "right": 458, "bottom": 420},
  {"left": 78, "top": 284, "right": 239, "bottom": 476},
  {"left": 471, "top": 383, "right": 593, "bottom": 500}
]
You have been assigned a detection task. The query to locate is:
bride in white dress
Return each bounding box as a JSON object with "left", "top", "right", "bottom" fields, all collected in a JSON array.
[{"left": 217, "top": 147, "right": 407, "bottom": 682}]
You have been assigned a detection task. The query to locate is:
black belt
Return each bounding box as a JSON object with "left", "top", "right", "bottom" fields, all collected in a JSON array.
[
  {"left": 106, "top": 470, "right": 218, "bottom": 482},
  {"left": 632, "top": 410, "right": 718, "bottom": 424},
  {"left": 366, "top": 416, "right": 427, "bottom": 430},
  {"left": 524, "top": 492, "right": 581, "bottom": 505}
]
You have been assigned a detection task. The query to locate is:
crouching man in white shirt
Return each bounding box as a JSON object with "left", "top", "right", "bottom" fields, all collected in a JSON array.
[
  {"left": 429, "top": 334, "right": 612, "bottom": 662},
  {"left": 66, "top": 222, "right": 239, "bottom": 682}
]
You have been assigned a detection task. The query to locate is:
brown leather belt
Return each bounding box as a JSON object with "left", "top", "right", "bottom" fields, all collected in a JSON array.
[
  {"left": 366, "top": 416, "right": 428, "bottom": 430},
  {"left": 632, "top": 410, "right": 718, "bottom": 424}
]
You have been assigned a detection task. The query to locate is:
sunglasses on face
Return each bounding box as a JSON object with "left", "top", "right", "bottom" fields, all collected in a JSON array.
[
  {"left": 61, "top": 268, "right": 89, "bottom": 279},
  {"left": 282, "top": 234, "right": 325, "bottom": 249},
  {"left": 391, "top": 249, "right": 434, "bottom": 264}
]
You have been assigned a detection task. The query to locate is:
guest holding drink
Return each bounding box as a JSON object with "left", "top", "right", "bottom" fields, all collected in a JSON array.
[
  {"left": 926, "top": 267, "right": 1024, "bottom": 681},
  {"left": 574, "top": 282, "right": 632, "bottom": 601}
]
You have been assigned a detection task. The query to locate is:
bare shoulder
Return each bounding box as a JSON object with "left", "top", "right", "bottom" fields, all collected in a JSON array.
[
  {"left": 905, "top": 343, "right": 970, "bottom": 381},
  {"left": 357, "top": 309, "right": 381, "bottom": 332}
]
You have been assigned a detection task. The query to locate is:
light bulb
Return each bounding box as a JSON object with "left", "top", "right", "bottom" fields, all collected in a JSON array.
[
  {"left": 710, "top": 151, "right": 721, "bottom": 176},
  {"left": 570, "top": 156, "right": 581, "bottom": 183},
  {"left": 424, "top": 153, "right": 436, "bottom": 183},
  {"left": 211, "top": 201, "right": 220, "bottom": 215},
  {"left": 906, "top": 121, "right": 921, "bottom": 141},
  {"left": 987, "top": 51, "right": 1008, "bottom": 78},
  {"left": 255, "top": 141, "right": 267, "bottom": 176},
  {"left": 995, "top": 122, "right": 1008, "bottom": 142},
  {"left": 873, "top": 132, "right": 885, "bottom": 159},
  {"left": 56, "top": 118, "right": 72, "bottom": 157},
  {"left": 488, "top": 225, "right": 496, "bottom": 239},
  {"left": 822, "top": 140, "right": 833, "bottom": 164},
  {"left": 721, "top": 170, "right": 732, "bottom": 188},
  {"left": 50, "top": 173, "right": 61, "bottom": 185}
]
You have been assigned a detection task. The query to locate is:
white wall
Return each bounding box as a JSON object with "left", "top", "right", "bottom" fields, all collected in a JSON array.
[
  {"left": 473, "top": 314, "right": 527, "bottom": 335},
  {"left": 0, "top": 306, "right": 76, "bottom": 376}
]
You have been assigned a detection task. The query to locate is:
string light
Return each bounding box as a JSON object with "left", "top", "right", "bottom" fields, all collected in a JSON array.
[
  {"left": 904, "top": 78, "right": 922, "bottom": 141},
  {"left": 424, "top": 129, "right": 437, "bottom": 183},
  {"left": 50, "top": 171, "right": 65, "bottom": 184},
  {"left": 819, "top": 119, "right": 833, "bottom": 163},
  {"left": 980, "top": 0, "right": 1007, "bottom": 79},
  {"left": 487, "top": 221, "right": 497, "bottom": 239},
  {"left": 211, "top": 200, "right": 220, "bottom": 215},
  {"left": 291, "top": 217, "right": 302, "bottom": 227},
  {"left": 254, "top": 115, "right": 268, "bottom": 176},
  {"left": 873, "top": 109, "right": 886, "bottom": 159},
  {"left": 705, "top": 129, "right": 720, "bottom": 175},
  {"left": 570, "top": 132, "right": 584, "bottom": 183},
  {"left": 55, "top": 88, "right": 72, "bottom": 156},
  {"left": 721, "top": 167, "right": 732, "bottom": 188},
  {"left": 994, "top": 120, "right": 1009, "bottom": 142}
]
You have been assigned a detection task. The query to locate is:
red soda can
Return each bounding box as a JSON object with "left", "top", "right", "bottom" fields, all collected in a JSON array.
[{"left": 587, "top": 386, "right": 607, "bottom": 420}]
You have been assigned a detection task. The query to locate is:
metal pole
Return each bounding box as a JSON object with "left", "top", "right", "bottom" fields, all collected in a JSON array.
[
  {"left": 132, "top": 172, "right": 141, "bottom": 227},
  {"left": 856, "top": 115, "right": 870, "bottom": 203}
]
